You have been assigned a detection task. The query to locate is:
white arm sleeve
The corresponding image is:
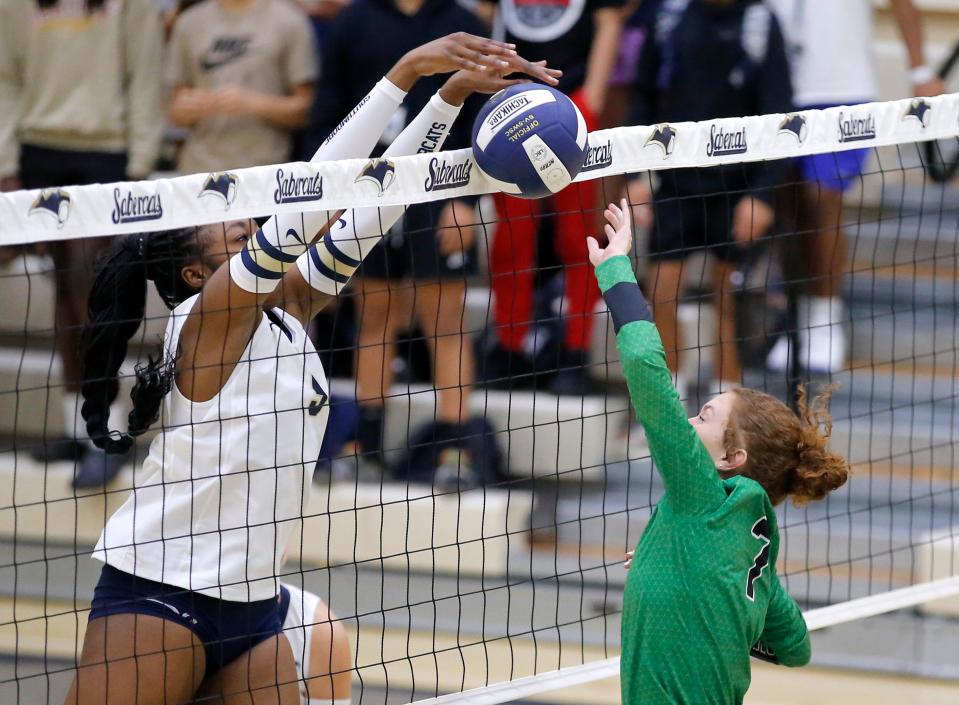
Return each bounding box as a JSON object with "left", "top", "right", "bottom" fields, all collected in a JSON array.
[
  {"left": 312, "top": 78, "right": 408, "bottom": 163},
  {"left": 310, "top": 77, "right": 406, "bottom": 162},
  {"left": 296, "top": 91, "right": 463, "bottom": 295},
  {"left": 229, "top": 79, "right": 409, "bottom": 294}
]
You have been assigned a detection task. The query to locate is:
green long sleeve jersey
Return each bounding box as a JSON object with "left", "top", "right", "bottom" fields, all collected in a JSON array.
[{"left": 595, "top": 257, "right": 811, "bottom": 705}]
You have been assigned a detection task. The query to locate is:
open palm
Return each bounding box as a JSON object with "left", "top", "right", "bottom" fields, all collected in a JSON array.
[{"left": 587, "top": 198, "right": 633, "bottom": 267}]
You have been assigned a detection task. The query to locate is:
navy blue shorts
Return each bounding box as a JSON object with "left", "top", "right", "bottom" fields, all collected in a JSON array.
[{"left": 89, "top": 564, "right": 282, "bottom": 677}]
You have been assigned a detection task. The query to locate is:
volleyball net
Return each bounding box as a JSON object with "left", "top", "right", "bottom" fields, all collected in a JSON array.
[{"left": 1, "top": 93, "right": 959, "bottom": 704}]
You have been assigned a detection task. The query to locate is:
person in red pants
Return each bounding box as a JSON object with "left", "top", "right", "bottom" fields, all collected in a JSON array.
[{"left": 481, "top": 0, "right": 623, "bottom": 395}]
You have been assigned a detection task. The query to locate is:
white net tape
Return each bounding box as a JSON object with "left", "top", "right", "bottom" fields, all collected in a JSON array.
[
  {"left": 1, "top": 94, "right": 956, "bottom": 245},
  {"left": 409, "top": 575, "right": 959, "bottom": 705}
]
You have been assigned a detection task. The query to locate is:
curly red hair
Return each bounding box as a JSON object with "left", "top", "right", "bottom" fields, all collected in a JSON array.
[{"left": 723, "top": 385, "right": 850, "bottom": 506}]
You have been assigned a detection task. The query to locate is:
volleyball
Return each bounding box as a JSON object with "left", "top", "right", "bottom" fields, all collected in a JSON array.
[{"left": 471, "top": 84, "right": 588, "bottom": 199}]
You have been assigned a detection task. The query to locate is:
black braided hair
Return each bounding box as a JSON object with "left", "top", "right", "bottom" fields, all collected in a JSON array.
[{"left": 81, "top": 228, "right": 203, "bottom": 453}]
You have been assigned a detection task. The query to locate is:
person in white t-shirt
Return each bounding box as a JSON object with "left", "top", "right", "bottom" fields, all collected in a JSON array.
[
  {"left": 279, "top": 582, "right": 352, "bottom": 705},
  {"left": 66, "top": 36, "right": 557, "bottom": 705},
  {"left": 765, "top": 0, "right": 944, "bottom": 374}
]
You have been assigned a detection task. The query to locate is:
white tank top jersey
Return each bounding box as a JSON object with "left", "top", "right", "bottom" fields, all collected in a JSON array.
[
  {"left": 94, "top": 296, "right": 329, "bottom": 602},
  {"left": 281, "top": 582, "right": 322, "bottom": 704},
  {"left": 767, "top": 0, "right": 878, "bottom": 106}
]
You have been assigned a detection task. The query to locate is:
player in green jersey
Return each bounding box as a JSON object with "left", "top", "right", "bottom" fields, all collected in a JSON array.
[{"left": 587, "top": 199, "right": 850, "bottom": 705}]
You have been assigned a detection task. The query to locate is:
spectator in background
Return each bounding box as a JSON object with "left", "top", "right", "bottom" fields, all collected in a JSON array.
[
  {"left": 0, "top": 0, "right": 164, "bottom": 487},
  {"left": 765, "top": 0, "right": 945, "bottom": 374},
  {"left": 167, "top": 0, "right": 318, "bottom": 173},
  {"left": 625, "top": 0, "right": 793, "bottom": 398},
  {"left": 291, "top": 0, "right": 350, "bottom": 161},
  {"left": 477, "top": 0, "right": 622, "bottom": 396},
  {"left": 310, "top": 0, "right": 489, "bottom": 476}
]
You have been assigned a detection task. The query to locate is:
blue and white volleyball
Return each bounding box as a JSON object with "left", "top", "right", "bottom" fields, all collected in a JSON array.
[{"left": 471, "top": 84, "right": 588, "bottom": 199}]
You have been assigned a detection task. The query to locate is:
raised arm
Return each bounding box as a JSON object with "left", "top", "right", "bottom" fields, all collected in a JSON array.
[
  {"left": 276, "top": 55, "right": 563, "bottom": 326},
  {"left": 274, "top": 87, "right": 464, "bottom": 326},
  {"left": 176, "top": 34, "right": 526, "bottom": 402},
  {"left": 589, "top": 201, "right": 727, "bottom": 515}
]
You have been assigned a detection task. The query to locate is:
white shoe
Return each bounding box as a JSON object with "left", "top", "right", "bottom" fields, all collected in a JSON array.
[
  {"left": 766, "top": 296, "right": 846, "bottom": 374},
  {"left": 765, "top": 327, "right": 845, "bottom": 374},
  {"left": 765, "top": 334, "right": 791, "bottom": 372},
  {"left": 800, "top": 296, "right": 846, "bottom": 374},
  {"left": 802, "top": 322, "right": 846, "bottom": 374}
]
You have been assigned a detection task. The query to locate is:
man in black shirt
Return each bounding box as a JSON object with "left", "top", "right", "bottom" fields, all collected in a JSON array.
[
  {"left": 481, "top": 0, "right": 623, "bottom": 395},
  {"left": 625, "top": 0, "right": 793, "bottom": 396}
]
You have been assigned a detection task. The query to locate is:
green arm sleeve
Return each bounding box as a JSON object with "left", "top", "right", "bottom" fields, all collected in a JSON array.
[
  {"left": 596, "top": 257, "right": 727, "bottom": 515},
  {"left": 752, "top": 576, "right": 811, "bottom": 667}
]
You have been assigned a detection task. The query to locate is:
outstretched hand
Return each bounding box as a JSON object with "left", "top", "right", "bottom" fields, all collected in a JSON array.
[
  {"left": 441, "top": 59, "right": 562, "bottom": 105},
  {"left": 500, "top": 54, "right": 562, "bottom": 87},
  {"left": 409, "top": 32, "right": 516, "bottom": 74},
  {"left": 389, "top": 33, "right": 517, "bottom": 90},
  {"left": 390, "top": 32, "right": 563, "bottom": 98},
  {"left": 587, "top": 198, "right": 634, "bottom": 268}
]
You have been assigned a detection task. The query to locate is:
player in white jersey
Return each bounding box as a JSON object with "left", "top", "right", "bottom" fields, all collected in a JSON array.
[
  {"left": 279, "top": 583, "right": 351, "bottom": 705},
  {"left": 66, "top": 35, "right": 560, "bottom": 705},
  {"left": 765, "top": 0, "right": 943, "bottom": 374}
]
